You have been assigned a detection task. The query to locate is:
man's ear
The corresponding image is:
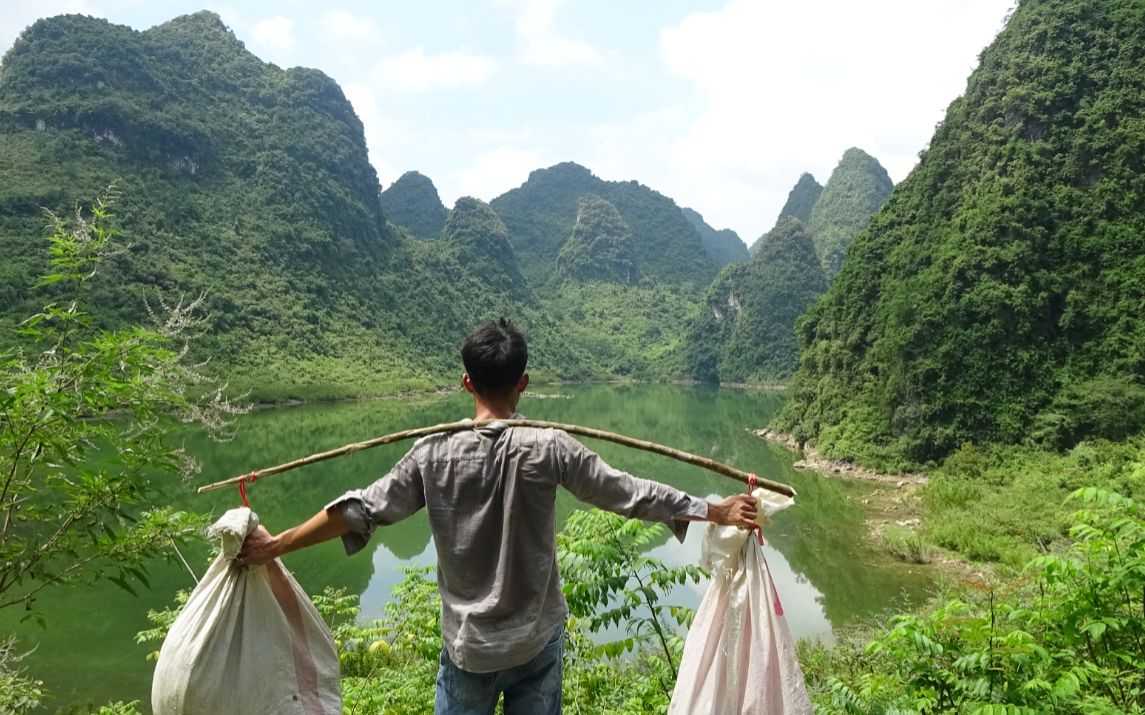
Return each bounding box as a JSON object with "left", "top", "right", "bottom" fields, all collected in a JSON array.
[
  {"left": 517, "top": 373, "right": 530, "bottom": 393},
  {"left": 462, "top": 373, "right": 476, "bottom": 394}
]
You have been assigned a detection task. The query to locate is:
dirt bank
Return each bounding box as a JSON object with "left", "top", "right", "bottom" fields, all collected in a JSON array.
[
  {"left": 753, "top": 428, "right": 990, "bottom": 582},
  {"left": 752, "top": 428, "right": 927, "bottom": 485}
]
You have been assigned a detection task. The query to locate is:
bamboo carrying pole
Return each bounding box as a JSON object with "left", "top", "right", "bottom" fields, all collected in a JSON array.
[{"left": 196, "top": 418, "right": 796, "bottom": 498}]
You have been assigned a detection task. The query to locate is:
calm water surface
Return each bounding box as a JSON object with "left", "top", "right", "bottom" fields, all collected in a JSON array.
[{"left": 4, "top": 385, "right": 933, "bottom": 712}]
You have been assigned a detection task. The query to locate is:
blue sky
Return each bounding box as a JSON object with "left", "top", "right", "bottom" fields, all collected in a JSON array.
[{"left": 1, "top": 0, "right": 1013, "bottom": 243}]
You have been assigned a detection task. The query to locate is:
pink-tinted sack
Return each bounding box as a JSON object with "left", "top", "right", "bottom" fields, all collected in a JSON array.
[{"left": 669, "top": 489, "right": 812, "bottom": 715}]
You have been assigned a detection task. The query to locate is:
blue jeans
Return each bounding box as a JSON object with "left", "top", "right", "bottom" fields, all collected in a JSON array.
[{"left": 434, "top": 625, "right": 564, "bottom": 715}]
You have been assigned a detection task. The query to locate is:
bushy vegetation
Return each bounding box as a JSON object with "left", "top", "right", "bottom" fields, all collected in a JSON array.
[
  {"left": 802, "top": 488, "right": 1145, "bottom": 714},
  {"left": 0, "top": 195, "right": 240, "bottom": 616},
  {"left": 922, "top": 435, "right": 1145, "bottom": 568},
  {"left": 124, "top": 481, "right": 1145, "bottom": 715},
  {"left": 556, "top": 195, "right": 636, "bottom": 284},
  {"left": 0, "top": 197, "right": 238, "bottom": 713},
  {"left": 778, "top": 0, "right": 1145, "bottom": 467}
]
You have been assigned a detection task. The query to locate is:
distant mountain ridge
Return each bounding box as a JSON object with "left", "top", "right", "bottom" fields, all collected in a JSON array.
[
  {"left": 0, "top": 12, "right": 737, "bottom": 394},
  {"left": 684, "top": 216, "right": 827, "bottom": 383},
  {"left": 750, "top": 173, "right": 823, "bottom": 254},
  {"left": 0, "top": 10, "right": 915, "bottom": 400},
  {"left": 381, "top": 170, "right": 448, "bottom": 238},
  {"left": 681, "top": 207, "right": 748, "bottom": 267},
  {"left": 491, "top": 162, "right": 719, "bottom": 290}
]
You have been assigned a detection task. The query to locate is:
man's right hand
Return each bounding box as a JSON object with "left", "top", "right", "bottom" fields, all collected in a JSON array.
[{"left": 706, "top": 494, "right": 759, "bottom": 528}]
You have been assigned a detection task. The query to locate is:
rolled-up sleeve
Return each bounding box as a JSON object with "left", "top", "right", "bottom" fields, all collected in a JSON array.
[
  {"left": 555, "top": 431, "right": 707, "bottom": 542},
  {"left": 325, "top": 449, "right": 426, "bottom": 555}
]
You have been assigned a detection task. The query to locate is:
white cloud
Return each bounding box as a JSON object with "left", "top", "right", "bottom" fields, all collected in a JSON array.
[
  {"left": 658, "top": 0, "right": 1011, "bottom": 240},
  {"left": 250, "top": 15, "right": 294, "bottom": 53},
  {"left": 342, "top": 82, "right": 378, "bottom": 124},
  {"left": 503, "top": 0, "right": 602, "bottom": 68},
  {"left": 374, "top": 47, "right": 499, "bottom": 93},
  {"left": 0, "top": 0, "right": 102, "bottom": 55},
  {"left": 577, "top": 106, "right": 687, "bottom": 188},
  {"left": 450, "top": 145, "right": 553, "bottom": 204},
  {"left": 319, "top": 10, "right": 383, "bottom": 46}
]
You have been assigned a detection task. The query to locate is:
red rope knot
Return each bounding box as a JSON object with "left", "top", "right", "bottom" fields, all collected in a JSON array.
[
  {"left": 746, "top": 473, "right": 763, "bottom": 545},
  {"left": 238, "top": 471, "right": 257, "bottom": 508}
]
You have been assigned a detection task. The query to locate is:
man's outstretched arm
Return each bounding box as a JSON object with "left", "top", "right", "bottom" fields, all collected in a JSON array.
[{"left": 236, "top": 506, "right": 350, "bottom": 566}]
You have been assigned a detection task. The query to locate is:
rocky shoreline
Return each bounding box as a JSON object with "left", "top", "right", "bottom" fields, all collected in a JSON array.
[
  {"left": 752, "top": 427, "right": 991, "bottom": 581},
  {"left": 752, "top": 428, "right": 927, "bottom": 486}
]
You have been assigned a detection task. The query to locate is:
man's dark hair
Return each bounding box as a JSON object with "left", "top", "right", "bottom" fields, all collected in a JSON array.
[{"left": 461, "top": 319, "right": 528, "bottom": 397}]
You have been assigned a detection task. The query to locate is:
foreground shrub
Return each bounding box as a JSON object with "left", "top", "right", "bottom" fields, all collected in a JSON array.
[{"left": 804, "top": 488, "right": 1145, "bottom": 714}]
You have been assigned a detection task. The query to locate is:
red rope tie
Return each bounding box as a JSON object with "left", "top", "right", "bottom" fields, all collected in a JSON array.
[
  {"left": 746, "top": 473, "right": 764, "bottom": 545},
  {"left": 238, "top": 471, "right": 257, "bottom": 508}
]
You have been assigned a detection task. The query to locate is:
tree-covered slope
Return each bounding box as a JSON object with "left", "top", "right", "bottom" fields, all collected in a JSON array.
[
  {"left": 681, "top": 207, "right": 748, "bottom": 267},
  {"left": 490, "top": 162, "right": 718, "bottom": 291},
  {"left": 777, "top": 0, "right": 1145, "bottom": 466},
  {"left": 778, "top": 172, "right": 824, "bottom": 225},
  {"left": 556, "top": 195, "right": 635, "bottom": 283},
  {"left": 0, "top": 12, "right": 579, "bottom": 396},
  {"left": 381, "top": 170, "right": 448, "bottom": 238},
  {"left": 0, "top": 13, "right": 413, "bottom": 391},
  {"left": 749, "top": 172, "right": 822, "bottom": 254},
  {"left": 807, "top": 148, "right": 894, "bottom": 275},
  {"left": 684, "top": 217, "right": 827, "bottom": 383},
  {"left": 398, "top": 197, "right": 584, "bottom": 380}
]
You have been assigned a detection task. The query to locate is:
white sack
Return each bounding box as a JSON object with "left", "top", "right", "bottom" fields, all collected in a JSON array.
[
  {"left": 668, "top": 489, "right": 813, "bottom": 715},
  {"left": 152, "top": 507, "right": 341, "bottom": 715}
]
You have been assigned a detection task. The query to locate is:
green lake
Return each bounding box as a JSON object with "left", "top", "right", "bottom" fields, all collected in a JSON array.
[{"left": 3, "top": 385, "right": 934, "bottom": 712}]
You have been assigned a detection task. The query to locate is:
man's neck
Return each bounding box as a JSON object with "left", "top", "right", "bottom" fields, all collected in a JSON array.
[{"left": 474, "top": 399, "right": 516, "bottom": 421}]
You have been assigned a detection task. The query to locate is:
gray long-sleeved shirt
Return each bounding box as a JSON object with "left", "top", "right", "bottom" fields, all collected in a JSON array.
[{"left": 326, "top": 418, "right": 708, "bottom": 673}]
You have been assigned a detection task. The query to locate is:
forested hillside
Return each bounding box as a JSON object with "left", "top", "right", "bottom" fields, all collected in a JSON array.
[
  {"left": 489, "top": 162, "right": 721, "bottom": 380},
  {"left": 807, "top": 148, "right": 894, "bottom": 276},
  {"left": 777, "top": 0, "right": 1145, "bottom": 466},
  {"left": 690, "top": 150, "right": 890, "bottom": 384},
  {"left": 491, "top": 162, "right": 718, "bottom": 290},
  {"left": 380, "top": 170, "right": 448, "bottom": 238},
  {"left": 684, "top": 217, "right": 827, "bottom": 383},
  {"left": 0, "top": 12, "right": 583, "bottom": 396}
]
